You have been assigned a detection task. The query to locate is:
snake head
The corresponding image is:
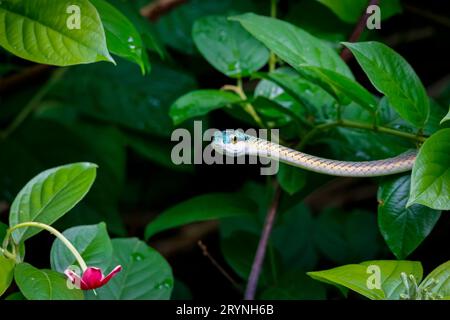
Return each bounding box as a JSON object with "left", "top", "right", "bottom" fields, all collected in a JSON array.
[{"left": 212, "top": 130, "right": 249, "bottom": 157}]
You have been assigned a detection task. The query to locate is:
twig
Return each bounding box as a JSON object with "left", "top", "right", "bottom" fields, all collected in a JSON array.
[
  {"left": 244, "top": 184, "right": 281, "bottom": 300},
  {"left": 0, "top": 64, "right": 51, "bottom": 94},
  {"left": 150, "top": 221, "right": 218, "bottom": 256},
  {"left": 140, "top": 0, "right": 187, "bottom": 21},
  {"left": 0, "top": 68, "right": 66, "bottom": 139},
  {"left": 340, "top": 0, "right": 380, "bottom": 62},
  {"left": 197, "top": 240, "right": 242, "bottom": 292},
  {"left": 404, "top": 4, "right": 450, "bottom": 29},
  {"left": 268, "top": 0, "right": 277, "bottom": 72},
  {"left": 297, "top": 119, "right": 427, "bottom": 150}
]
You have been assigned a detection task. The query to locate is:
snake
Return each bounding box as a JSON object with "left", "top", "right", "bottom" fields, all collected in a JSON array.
[{"left": 211, "top": 130, "right": 417, "bottom": 177}]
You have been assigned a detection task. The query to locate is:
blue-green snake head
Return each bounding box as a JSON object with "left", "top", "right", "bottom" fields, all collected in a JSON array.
[{"left": 212, "top": 130, "right": 251, "bottom": 156}]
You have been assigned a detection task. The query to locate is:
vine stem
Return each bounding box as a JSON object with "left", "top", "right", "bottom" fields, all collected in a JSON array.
[
  {"left": 228, "top": 78, "right": 265, "bottom": 128},
  {"left": 298, "top": 120, "right": 427, "bottom": 150},
  {"left": 3, "top": 222, "right": 87, "bottom": 271},
  {"left": 340, "top": 0, "right": 380, "bottom": 62},
  {"left": 244, "top": 184, "right": 281, "bottom": 300},
  {"left": 268, "top": 0, "right": 277, "bottom": 72},
  {"left": 0, "top": 68, "right": 66, "bottom": 140}
]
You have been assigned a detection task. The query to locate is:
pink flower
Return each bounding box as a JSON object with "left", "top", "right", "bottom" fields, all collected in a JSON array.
[{"left": 65, "top": 265, "right": 122, "bottom": 290}]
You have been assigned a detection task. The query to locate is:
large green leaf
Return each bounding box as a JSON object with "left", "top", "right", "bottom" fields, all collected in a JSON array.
[
  {"left": 359, "top": 260, "right": 423, "bottom": 299},
  {"left": 106, "top": 0, "right": 165, "bottom": 59},
  {"left": 90, "top": 0, "right": 149, "bottom": 73},
  {"left": 316, "top": 0, "right": 402, "bottom": 23},
  {"left": 300, "top": 65, "right": 377, "bottom": 111},
  {"left": 193, "top": 15, "right": 269, "bottom": 77},
  {"left": 169, "top": 90, "right": 241, "bottom": 125},
  {"left": 50, "top": 222, "right": 113, "bottom": 273},
  {"left": 308, "top": 264, "right": 385, "bottom": 300},
  {"left": 156, "top": 0, "right": 244, "bottom": 54},
  {"left": 9, "top": 163, "right": 97, "bottom": 243},
  {"left": 253, "top": 68, "right": 336, "bottom": 122},
  {"left": 0, "top": 0, "right": 113, "bottom": 66},
  {"left": 378, "top": 175, "right": 441, "bottom": 259},
  {"left": 0, "top": 254, "right": 15, "bottom": 297},
  {"left": 419, "top": 261, "right": 450, "bottom": 298},
  {"left": 343, "top": 41, "right": 429, "bottom": 127},
  {"left": 408, "top": 129, "right": 450, "bottom": 210},
  {"left": 308, "top": 260, "right": 423, "bottom": 300},
  {"left": 14, "top": 263, "right": 84, "bottom": 300},
  {"left": 145, "top": 193, "right": 255, "bottom": 239},
  {"left": 232, "top": 13, "right": 353, "bottom": 78},
  {"left": 90, "top": 238, "right": 173, "bottom": 300},
  {"left": 10, "top": 120, "right": 126, "bottom": 236}
]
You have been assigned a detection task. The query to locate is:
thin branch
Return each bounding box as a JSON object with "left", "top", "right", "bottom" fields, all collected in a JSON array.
[
  {"left": 140, "top": 0, "right": 187, "bottom": 21},
  {"left": 340, "top": 0, "right": 380, "bottom": 62},
  {"left": 197, "top": 240, "right": 242, "bottom": 292},
  {"left": 0, "top": 68, "right": 66, "bottom": 139},
  {"left": 268, "top": 0, "right": 277, "bottom": 72},
  {"left": 297, "top": 119, "right": 427, "bottom": 150},
  {"left": 244, "top": 184, "right": 281, "bottom": 300},
  {"left": 0, "top": 64, "right": 51, "bottom": 94},
  {"left": 404, "top": 4, "right": 450, "bottom": 29}
]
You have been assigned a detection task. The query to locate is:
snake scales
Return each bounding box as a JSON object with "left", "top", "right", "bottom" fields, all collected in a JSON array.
[{"left": 211, "top": 130, "right": 417, "bottom": 177}]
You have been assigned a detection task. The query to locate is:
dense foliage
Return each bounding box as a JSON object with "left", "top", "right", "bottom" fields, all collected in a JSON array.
[{"left": 0, "top": 0, "right": 449, "bottom": 300}]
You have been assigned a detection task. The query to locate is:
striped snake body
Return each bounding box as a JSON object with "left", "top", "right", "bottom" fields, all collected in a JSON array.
[{"left": 211, "top": 130, "right": 417, "bottom": 177}]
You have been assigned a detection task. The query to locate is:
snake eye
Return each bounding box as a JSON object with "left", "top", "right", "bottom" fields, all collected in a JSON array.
[{"left": 231, "top": 135, "right": 238, "bottom": 144}]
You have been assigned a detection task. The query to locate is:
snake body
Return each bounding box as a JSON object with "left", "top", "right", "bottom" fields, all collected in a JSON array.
[{"left": 211, "top": 130, "right": 417, "bottom": 177}]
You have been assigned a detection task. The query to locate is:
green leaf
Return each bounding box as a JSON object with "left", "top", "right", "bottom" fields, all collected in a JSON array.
[
  {"left": 145, "top": 193, "right": 255, "bottom": 239},
  {"left": 277, "top": 163, "right": 307, "bottom": 195},
  {"left": 378, "top": 175, "right": 441, "bottom": 259},
  {"left": 359, "top": 260, "right": 423, "bottom": 299},
  {"left": 316, "top": 0, "right": 402, "bottom": 23},
  {"left": 50, "top": 222, "right": 113, "bottom": 273},
  {"left": 419, "top": 261, "right": 450, "bottom": 298},
  {"left": 343, "top": 41, "right": 429, "bottom": 127},
  {"left": 441, "top": 107, "right": 450, "bottom": 125},
  {"left": 314, "top": 209, "right": 380, "bottom": 264},
  {"left": 408, "top": 129, "right": 450, "bottom": 210},
  {"left": 156, "top": 0, "right": 241, "bottom": 54},
  {"left": 232, "top": 13, "right": 353, "bottom": 78},
  {"left": 101, "top": 0, "right": 165, "bottom": 59},
  {"left": 169, "top": 90, "right": 241, "bottom": 125},
  {"left": 90, "top": 0, "right": 150, "bottom": 74},
  {"left": 9, "top": 163, "right": 97, "bottom": 243},
  {"left": 254, "top": 68, "right": 336, "bottom": 122},
  {"left": 4, "top": 292, "right": 26, "bottom": 300},
  {"left": 260, "top": 271, "right": 326, "bottom": 300},
  {"left": 14, "top": 263, "right": 84, "bottom": 300},
  {"left": 300, "top": 65, "right": 377, "bottom": 111},
  {"left": 308, "top": 264, "right": 385, "bottom": 300},
  {"left": 89, "top": 238, "right": 173, "bottom": 300},
  {"left": 0, "top": 0, "right": 114, "bottom": 66},
  {"left": 0, "top": 254, "right": 15, "bottom": 297},
  {"left": 308, "top": 260, "right": 423, "bottom": 300},
  {"left": 193, "top": 15, "right": 269, "bottom": 78}
]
